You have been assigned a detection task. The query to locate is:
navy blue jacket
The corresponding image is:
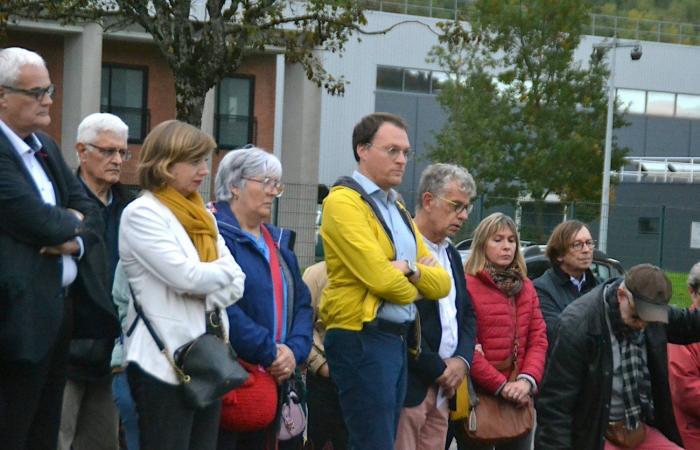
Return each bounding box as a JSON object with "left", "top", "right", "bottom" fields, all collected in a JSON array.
[
  {"left": 404, "top": 243, "right": 476, "bottom": 407},
  {"left": 213, "top": 201, "right": 313, "bottom": 367}
]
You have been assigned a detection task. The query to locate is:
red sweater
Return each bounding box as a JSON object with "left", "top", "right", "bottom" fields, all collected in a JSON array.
[{"left": 467, "top": 270, "right": 548, "bottom": 394}]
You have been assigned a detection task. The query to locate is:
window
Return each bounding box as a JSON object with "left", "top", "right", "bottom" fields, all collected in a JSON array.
[
  {"left": 430, "top": 71, "right": 451, "bottom": 93},
  {"left": 216, "top": 76, "right": 254, "bottom": 150},
  {"left": 377, "top": 66, "right": 403, "bottom": 91},
  {"left": 376, "top": 66, "right": 449, "bottom": 95},
  {"left": 101, "top": 65, "right": 148, "bottom": 143},
  {"left": 403, "top": 69, "right": 430, "bottom": 93},
  {"left": 638, "top": 217, "right": 660, "bottom": 235},
  {"left": 617, "top": 89, "right": 646, "bottom": 114},
  {"left": 646, "top": 91, "right": 675, "bottom": 116},
  {"left": 676, "top": 94, "right": 700, "bottom": 119}
]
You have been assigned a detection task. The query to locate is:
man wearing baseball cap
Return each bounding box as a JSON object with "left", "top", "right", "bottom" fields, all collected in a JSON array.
[{"left": 536, "top": 264, "right": 700, "bottom": 450}]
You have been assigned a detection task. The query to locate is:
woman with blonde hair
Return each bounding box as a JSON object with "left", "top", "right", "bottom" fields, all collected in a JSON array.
[
  {"left": 119, "top": 120, "right": 245, "bottom": 450},
  {"left": 462, "top": 213, "right": 547, "bottom": 450}
]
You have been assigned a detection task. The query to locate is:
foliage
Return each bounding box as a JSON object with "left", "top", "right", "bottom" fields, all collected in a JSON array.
[
  {"left": 429, "top": 0, "right": 628, "bottom": 205},
  {"left": 591, "top": 0, "right": 700, "bottom": 24},
  {"left": 1, "top": 0, "right": 368, "bottom": 126}
]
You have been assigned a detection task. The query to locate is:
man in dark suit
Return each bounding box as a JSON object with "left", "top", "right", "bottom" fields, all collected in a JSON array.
[
  {"left": 395, "top": 163, "right": 477, "bottom": 450},
  {"left": 0, "top": 47, "right": 115, "bottom": 450}
]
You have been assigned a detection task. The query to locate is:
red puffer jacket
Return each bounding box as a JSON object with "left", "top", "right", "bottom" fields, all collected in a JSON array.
[{"left": 467, "top": 270, "right": 548, "bottom": 394}]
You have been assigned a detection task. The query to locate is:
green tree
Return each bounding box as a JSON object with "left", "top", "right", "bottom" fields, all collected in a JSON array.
[
  {"left": 429, "top": 0, "right": 628, "bottom": 208},
  {"left": 1, "top": 0, "right": 368, "bottom": 126}
]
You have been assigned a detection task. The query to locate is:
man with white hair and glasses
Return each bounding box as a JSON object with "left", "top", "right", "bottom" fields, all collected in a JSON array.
[
  {"left": 0, "top": 47, "right": 109, "bottom": 450},
  {"left": 58, "top": 113, "right": 136, "bottom": 450}
]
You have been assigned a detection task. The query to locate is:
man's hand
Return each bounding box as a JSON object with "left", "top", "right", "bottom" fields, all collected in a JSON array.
[
  {"left": 40, "top": 239, "right": 80, "bottom": 256},
  {"left": 436, "top": 357, "right": 468, "bottom": 392},
  {"left": 317, "top": 362, "right": 330, "bottom": 378},
  {"left": 500, "top": 379, "right": 531, "bottom": 406},
  {"left": 269, "top": 343, "right": 296, "bottom": 384},
  {"left": 67, "top": 208, "right": 84, "bottom": 221}
]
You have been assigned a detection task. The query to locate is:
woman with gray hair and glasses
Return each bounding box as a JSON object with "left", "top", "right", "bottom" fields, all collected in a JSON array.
[
  {"left": 668, "top": 262, "right": 700, "bottom": 450},
  {"left": 210, "top": 147, "right": 313, "bottom": 450}
]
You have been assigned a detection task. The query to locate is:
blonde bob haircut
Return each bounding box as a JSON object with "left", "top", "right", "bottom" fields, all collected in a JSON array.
[
  {"left": 137, "top": 120, "right": 216, "bottom": 191},
  {"left": 465, "top": 212, "right": 527, "bottom": 276}
]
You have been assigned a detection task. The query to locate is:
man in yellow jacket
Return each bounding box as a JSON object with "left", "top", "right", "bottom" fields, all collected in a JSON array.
[{"left": 320, "top": 112, "right": 451, "bottom": 450}]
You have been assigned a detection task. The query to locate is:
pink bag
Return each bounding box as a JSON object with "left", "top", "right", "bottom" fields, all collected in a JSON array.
[{"left": 277, "top": 387, "right": 307, "bottom": 440}]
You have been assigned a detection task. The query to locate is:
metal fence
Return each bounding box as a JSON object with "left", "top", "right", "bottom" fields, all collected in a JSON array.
[
  {"left": 451, "top": 196, "right": 700, "bottom": 274},
  {"left": 359, "top": 0, "right": 700, "bottom": 46},
  {"left": 279, "top": 183, "right": 700, "bottom": 273}
]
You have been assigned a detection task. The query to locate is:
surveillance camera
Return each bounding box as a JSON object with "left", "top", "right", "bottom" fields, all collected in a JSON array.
[{"left": 630, "top": 45, "right": 642, "bottom": 61}]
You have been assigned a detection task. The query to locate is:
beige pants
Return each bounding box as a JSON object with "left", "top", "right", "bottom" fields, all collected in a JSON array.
[{"left": 395, "top": 385, "right": 450, "bottom": 450}]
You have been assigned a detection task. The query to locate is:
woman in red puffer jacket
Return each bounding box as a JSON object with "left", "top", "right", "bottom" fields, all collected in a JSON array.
[{"left": 463, "top": 213, "right": 548, "bottom": 450}]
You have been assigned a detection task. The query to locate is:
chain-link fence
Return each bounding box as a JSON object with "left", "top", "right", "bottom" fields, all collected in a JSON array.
[
  {"left": 449, "top": 197, "right": 700, "bottom": 274},
  {"left": 277, "top": 181, "right": 700, "bottom": 273}
]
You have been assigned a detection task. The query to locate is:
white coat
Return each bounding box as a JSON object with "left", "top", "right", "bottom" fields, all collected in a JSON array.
[{"left": 119, "top": 191, "right": 245, "bottom": 384}]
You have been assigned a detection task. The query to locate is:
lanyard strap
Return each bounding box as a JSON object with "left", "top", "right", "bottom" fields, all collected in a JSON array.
[{"left": 261, "top": 226, "right": 285, "bottom": 341}]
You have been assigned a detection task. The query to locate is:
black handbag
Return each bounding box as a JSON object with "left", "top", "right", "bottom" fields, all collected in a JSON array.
[{"left": 128, "top": 285, "right": 248, "bottom": 409}]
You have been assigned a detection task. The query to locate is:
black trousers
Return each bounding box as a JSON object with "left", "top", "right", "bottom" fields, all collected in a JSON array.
[
  {"left": 0, "top": 296, "right": 72, "bottom": 450},
  {"left": 127, "top": 363, "right": 221, "bottom": 450},
  {"left": 306, "top": 371, "right": 347, "bottom": 450}
]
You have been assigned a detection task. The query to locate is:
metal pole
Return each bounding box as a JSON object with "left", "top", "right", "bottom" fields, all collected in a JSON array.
[
  {"left": 599, "top": 41, "right": 617, "bottom": 253},
  {"left": 657, "top": 205, "right": 666, "bottom": 268}
]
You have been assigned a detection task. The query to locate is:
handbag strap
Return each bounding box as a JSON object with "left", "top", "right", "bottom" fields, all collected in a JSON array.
[
  {"left": 126, "top": 283, "right": 201, "bottom": 384},
  {"left": 510, "top": 295, "right": 519, "bottom": 379}
]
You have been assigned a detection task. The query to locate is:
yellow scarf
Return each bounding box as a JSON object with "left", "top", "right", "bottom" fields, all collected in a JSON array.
[{"left": 154, "top": 185, "right": 218, "bottom": 262}]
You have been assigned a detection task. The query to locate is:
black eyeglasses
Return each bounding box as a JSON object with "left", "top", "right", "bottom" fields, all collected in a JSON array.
[
  {"left": 243, "top": 176, "right": 284, "bottom": 197},
  {"left": 86, "top": 143, "right": 132, "bottom": 161},
  {"left": 436, "top": 195, "right": 473, "bottom": 215},
  {"left": 2, "top": 84, "right": 55, "bottom": 101},
  {"left": 570, "top": 239, "right": 596, "bottom": 251},
  {"left": 366, "top": 143, "right": 412, "bottom": 160}
]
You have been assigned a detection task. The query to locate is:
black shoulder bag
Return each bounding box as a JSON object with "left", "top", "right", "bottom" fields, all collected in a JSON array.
[{"left": 127, "top": 285, "right": 248, "bottom": 409}]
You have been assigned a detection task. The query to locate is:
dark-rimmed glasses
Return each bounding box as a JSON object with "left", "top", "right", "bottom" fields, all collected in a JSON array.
[
  {"left": 86, "top": 143, "right": 132, "bottom": 161},
  {"left": 570, "top": 239, "right": 596, "bottom": 251},
  {"left": 2, "top": 84, "right": 55, "bottom": 101},
  {"left": 437, "top": 195, "right": 473, "bottom": 215},
  {"left": 366, "top": 143, "right": 412, "bottom": 160},
  {"left": 243, "top": 176, "right": 284, "bottom": 197}
]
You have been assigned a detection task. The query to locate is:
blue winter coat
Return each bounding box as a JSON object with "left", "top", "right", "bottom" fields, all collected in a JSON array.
[{"left": 213, "top": 201, "right": 313, "bottom": 367}]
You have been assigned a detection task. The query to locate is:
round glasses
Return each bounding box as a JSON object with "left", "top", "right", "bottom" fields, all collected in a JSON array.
[{"left": 366, "top": 143, "right": 412, "bottom": 161}]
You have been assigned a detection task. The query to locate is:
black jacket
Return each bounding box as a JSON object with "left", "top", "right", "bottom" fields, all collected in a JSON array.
[
  {"left": 67, "top": 180, "right": 135, "bottom": 380},
  {"left": 534, "top": 265, "right": 597, "bottom": 347},
  {"left": 404, "top": 243, "right": 476, "bottom": 407},
  {"left": 535, "top": 278, "right": 700, "bottom": 450},
  {"left": 0, "top": 130, "right": 113, "bottom": 364}
]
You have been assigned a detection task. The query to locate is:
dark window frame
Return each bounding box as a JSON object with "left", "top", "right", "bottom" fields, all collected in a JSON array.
[
  {"left": 215, "top": 75, "right": 255, "bottom": 151},
  {"left": 638, "top": 217, "right": 660, "bottom": 235},
  {"left": 100, "top": 63, "right": 149, "bottom": 144}
]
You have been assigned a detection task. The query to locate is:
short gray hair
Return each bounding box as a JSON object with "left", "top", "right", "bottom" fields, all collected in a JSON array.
[
  {"left": 77, "top": 113, "right": 129, "bottom": 144},
  {"left": 0, "top": 47, "right": 47, "bottom": 87},
  {"left": 689, "top": 262, "right": 700, "bottom": 294},
  {"left": 416, "top": 163, "right": 476, "bottom": 210},
  {"left": 214, "top": 146, "right": 282, "bottom": 202}
]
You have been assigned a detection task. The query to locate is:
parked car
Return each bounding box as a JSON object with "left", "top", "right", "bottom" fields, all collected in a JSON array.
[
  {"left": 456, "top": 240, "right": 624, "bottom": 283},
  {"left": 521, "top": 244, "right": 624, "bottom": 282}
]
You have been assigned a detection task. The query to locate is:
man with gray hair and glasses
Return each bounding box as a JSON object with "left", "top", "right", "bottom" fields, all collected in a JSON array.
[
  {"left": 58, "top": 113, "right": 136, "bottom": 450},
  {"left": 0, "top": 47, "right": 110, "bottom": 450},
  {"left": 395, "top": 163, "right": 477, "bottom": 450}
]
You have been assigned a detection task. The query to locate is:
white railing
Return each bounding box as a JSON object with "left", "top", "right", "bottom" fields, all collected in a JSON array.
[
  {"left": 615, "top": 156, "right": 700, "bottom": 183},
  {"left": 359, "top": 1, "right": 700, "bottom": 46}
]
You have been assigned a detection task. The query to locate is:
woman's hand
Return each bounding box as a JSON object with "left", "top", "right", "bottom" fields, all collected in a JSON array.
[
  {"left": 269, "top": 343, "right": 296, "bottom": 384},
  {"left": 500, "top": 379, "right": 531, "bottom": 406}
]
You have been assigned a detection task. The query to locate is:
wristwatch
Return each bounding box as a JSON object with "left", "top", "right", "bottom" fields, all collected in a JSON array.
[{"left": 405, "top": 260, "right": 417, "bottom": 278}]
